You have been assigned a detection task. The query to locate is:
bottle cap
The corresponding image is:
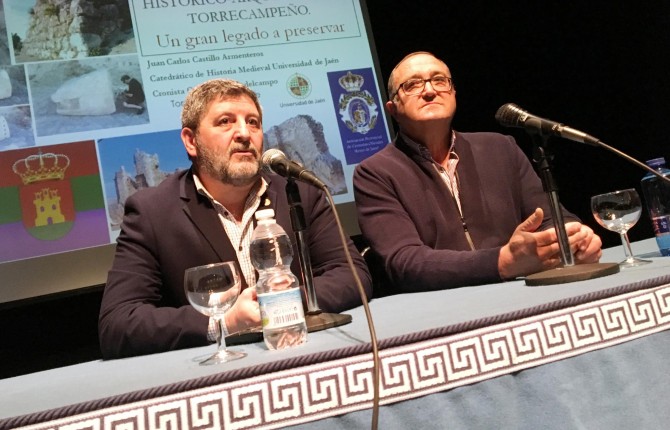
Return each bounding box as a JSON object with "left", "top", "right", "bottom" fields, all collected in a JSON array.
[{"left": 255, "top": 208, "right": 275, "bottom": 221}]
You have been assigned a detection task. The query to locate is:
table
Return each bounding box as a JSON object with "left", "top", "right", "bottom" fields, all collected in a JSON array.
[{"left": 1, "top": 239, "right": 669, "bottom": 429}]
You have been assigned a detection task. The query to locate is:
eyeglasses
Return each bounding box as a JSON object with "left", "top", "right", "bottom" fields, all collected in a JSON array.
[{"left": 392, "top": 75, "right": 453, "bottom": 98}]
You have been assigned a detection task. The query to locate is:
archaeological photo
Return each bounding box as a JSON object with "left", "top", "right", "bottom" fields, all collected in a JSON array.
[
  {"left": 0, "top": 3, "right": 11, "bottom": 65},
  {"left": 97, "top": 129, "right": 189, "bottom": 234},
  {"left": 0, "top": 105, "right": 35, "bottom": 152},
  {"left": 0, "top": 65, "right": 30, "bottom": 107},
  {"left": 4, "top": 0, "right": 136, "bottom": 63},
  {"left": 27, "top": 54, "right": 148, "bottom": 137},
  {"left": 264, "top": 114, "right": 348, "bottom": 195}
]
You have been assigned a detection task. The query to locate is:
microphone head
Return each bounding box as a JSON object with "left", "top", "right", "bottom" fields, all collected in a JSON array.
[
  {"left": 261, "top": 148, "right": 327, "bottom": 189},
  {"left": 261, "top": 148, "right": 286, "bottom": 173},
  {"left": 495, "top": 103, "right": 527, "bottom": 127}
]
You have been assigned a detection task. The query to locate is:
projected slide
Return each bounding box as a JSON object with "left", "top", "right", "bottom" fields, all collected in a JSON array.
[{"left": 0, "top": 0, "right": 390, "bottom": 267}]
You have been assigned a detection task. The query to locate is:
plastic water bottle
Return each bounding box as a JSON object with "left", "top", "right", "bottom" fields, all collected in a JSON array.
[
  {"left": 640, "top": 157, "right": 670, "bottom": 256},
  {"left": 250, "top": 209, "right": 307, "bottom": 350}
]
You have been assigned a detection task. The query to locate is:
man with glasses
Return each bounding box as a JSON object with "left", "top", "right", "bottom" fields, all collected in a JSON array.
[{"left": 353, "top": 51, "right": 602, "bottom": 294}]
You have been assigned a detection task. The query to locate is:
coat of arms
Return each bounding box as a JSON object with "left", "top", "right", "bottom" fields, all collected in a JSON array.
[
  {"left": 337, "top": 71, "right": 378, "bottom": 135},
  {"left": 12, "top": 150, "right": 75, "bottom": 240}
]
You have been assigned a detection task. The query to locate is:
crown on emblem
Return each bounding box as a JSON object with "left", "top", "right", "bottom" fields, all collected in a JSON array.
[
  {"left": 12, "top": 150, "right": 70, "bottom": 185},
  {"left": 338, "top": 71, "right": 364, "bottom": 92}
]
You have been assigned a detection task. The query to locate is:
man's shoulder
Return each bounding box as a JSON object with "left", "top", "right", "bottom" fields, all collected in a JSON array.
[
  {"left": 457, "top": 131, "right": 513, "bottom": 145},
  {"left": 356, "top": 141, "right": 402, "bottom": 168},
  {"left": 127, "top": 169, "right": 188, "bottom": 203}
]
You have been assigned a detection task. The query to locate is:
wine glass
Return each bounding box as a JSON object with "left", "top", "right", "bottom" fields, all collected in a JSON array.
[
  {"left": 591, "top": 188, "right": 652, "bottom": 268},
  {"left": 184, "top": 261, "right": 247, "bottom": 365}
]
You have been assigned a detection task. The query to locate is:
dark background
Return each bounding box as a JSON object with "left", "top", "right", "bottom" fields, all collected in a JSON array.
[
  {"left": 365, "top": 0, "right": 670, "bottom": 247},
  {"left": 2, "top": 1, "right": 669, "bottom": 379}
]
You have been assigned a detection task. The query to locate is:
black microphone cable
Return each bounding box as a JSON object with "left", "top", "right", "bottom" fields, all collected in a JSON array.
[
  {"left": 263, "top": 147, "right": 381, "bottom": 427},
  {"left": 322, "top": 185, "right": 381, "bottom": 430}
]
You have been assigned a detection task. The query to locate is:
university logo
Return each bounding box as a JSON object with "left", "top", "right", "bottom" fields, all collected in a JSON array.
[
  {"left": 12, "top": 150, "right": 75, "bottom": 240},
  {"left": 286, "top": 73, "right": 311, "bottom": 99},
  {"left": 337, "top": 71, "right": 378, "bottom": 135}
]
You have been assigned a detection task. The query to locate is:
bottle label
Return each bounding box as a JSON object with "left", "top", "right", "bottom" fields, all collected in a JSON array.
[
  {"left": 258, "top": 287, "right": 305, "bottom": 329},
  {"left": 651, "top": 215, "right": 670, "bottom": 236}
]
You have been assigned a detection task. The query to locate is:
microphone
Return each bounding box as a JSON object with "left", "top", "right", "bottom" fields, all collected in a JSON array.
[
  {"left": 495, "top": 103, "right": 601, "bottom": 146},
  {"left": 261, "top": 148, "right": 327, "bottom": 189}
]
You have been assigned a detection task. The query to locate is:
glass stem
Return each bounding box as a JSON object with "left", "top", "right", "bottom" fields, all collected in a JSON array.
[
  {"left": 216, "top": 318, "right": 228, "bottom": 353},
  {"left": 620, "top": 232, "right": 635, "bottom": 262}
]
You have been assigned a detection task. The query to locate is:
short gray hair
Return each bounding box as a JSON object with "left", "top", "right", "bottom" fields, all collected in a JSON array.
[{"left": 181, "top": 79, "right": 262, "bottom": 131}]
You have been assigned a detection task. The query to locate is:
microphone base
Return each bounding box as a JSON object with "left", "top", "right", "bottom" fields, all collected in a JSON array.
[
  {"left": 524, "top": 262, "right": 619, "bottom": 286},
  {"left": 306, "top": 311, "right": 352, "bottom": 332}
]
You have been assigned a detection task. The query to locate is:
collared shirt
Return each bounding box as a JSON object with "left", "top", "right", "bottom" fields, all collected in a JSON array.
[
  {"left": 193, "top": 174, "right": 267, "bottom": 289},
  {"left": 400, "top": 130, "right": 475, "bottom": 250},
  {"left": 193, "top": 173, "right": 267, "bottom": 340},
  {"left": 401, "top": 131, "right": 461, "bottom": 212}
]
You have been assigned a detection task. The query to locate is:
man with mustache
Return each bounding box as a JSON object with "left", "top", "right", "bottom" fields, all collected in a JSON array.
[{"left": 99, "top": 79, "right": 372, "bottom": 359}]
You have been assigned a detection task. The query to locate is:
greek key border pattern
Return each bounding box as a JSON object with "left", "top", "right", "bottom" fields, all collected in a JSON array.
[{"left": 18, "top": 284, "right": 670, "bottom": 430}]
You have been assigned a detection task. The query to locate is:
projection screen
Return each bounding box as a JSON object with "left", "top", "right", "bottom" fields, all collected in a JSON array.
[{"left": 0, "top": 0, "right": 392, "bottom": 304}]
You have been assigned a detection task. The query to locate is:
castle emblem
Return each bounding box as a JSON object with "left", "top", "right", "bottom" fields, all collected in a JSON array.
[
  {"left": 337, "top": 71, "right": 378, "bottom": 135},
  {"left": 12, "top": 150, "right": 74, "bottom": 236}
]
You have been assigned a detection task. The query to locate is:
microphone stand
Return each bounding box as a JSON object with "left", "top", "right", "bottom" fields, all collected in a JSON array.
[
  {"left": 285, "top": 179, "right": 352, "bottom": 330},
  {"left": 524, "top": 133, "right": 620, "bottom": 286}
]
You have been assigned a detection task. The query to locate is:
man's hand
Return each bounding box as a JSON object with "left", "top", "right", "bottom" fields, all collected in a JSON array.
[
  {"left": 499, "top": 208, "right": 574, "bottom": 279},
  {"left": 499, "top": 209, "right": 604, "bottom": 280},
  {"left": 567, "top": 222, "right": 603, "bottom": 263},
  {"left": 224, "top": 287, "right": 261, "bottom": 334}
]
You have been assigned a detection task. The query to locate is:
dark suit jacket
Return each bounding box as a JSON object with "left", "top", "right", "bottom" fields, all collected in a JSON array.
[
  {"left": 354, "top": 132, "right": 579, "bottom": 295},
  {"left": 99, "top": 169, "right": 371, "bottom": 358}
]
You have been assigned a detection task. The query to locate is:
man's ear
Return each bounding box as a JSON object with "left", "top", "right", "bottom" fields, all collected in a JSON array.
[
  {"left": 181, "top": 128, "right": 197, "bottom": 158},
  {"left": 385, "top": 99, "right": 397, "bottom": 118}
]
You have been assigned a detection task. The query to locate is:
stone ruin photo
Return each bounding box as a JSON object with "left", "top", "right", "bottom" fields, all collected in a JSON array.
[
  {"left": 7, "top": 0, "right": 136, "bottom": 62},
  {"left": 264, "top": 115, "right": 348, "bottom": 195},
  {"left": 28, "top": 54, "right": 148, "bottom": 137}
]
